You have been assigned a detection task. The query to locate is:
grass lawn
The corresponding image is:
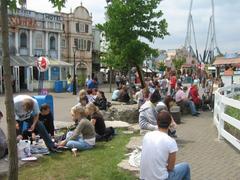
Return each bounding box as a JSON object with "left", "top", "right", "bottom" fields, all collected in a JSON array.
[{"left": 10, "top": 130, "right": 137, "bottom": 180}]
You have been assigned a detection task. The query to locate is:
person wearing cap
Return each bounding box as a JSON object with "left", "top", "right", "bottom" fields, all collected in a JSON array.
[
  {"left": 139, "top": 89, "right": 161, "bottom": 130},
  {"left": 140, "top": 111, "right": 191, "bottom": 180},
  {"left": 175, "top": 85, "right": 199, "bottom": 116},
  {"left": 14, "top": 95, "right": 61, "bottom": 153}
]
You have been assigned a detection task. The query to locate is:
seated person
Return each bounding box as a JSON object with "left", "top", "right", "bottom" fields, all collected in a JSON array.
[
  {"left": 118, "top": 85, "right": 130, "bottom": 103},
  {"left": 76, "top": 89, "right": 89, "bottom": 107},
  {"left": 86, "top": 89, "right": 96, "bottom": 103},
  {"left": 140, "top": 111, "right": 190, "bottom": 180},
  {"left": 139, "top": 89, "right": 161, "bottom": 131},
  {"left": 137, "top": 85, "right": 150, "bottom": 109},
  {"left": 94, "top": 91, "right": 108, "bottom": 110},
  {"left": 14, "top": 95, "right": 60, "bottom": 153},
  {"left": 189, "top": 83, "right": 202, "bottom": 108},
  {"left": 0, "top": 111, "right": 8, "bottom": 159},
  {"left": 58, "top": 105, "right": 95, "bottom": 150},
  {"left": 39, "top": 104, "right": 54, "bottom": 137},
  {"left": 112, "top": 88, "right": 120, "bottom": 101},
  {"left": 86, "top": 103, "right": 115, "bottom": 141},
  {"left": 175, "top": 85, "right": 199, "bottom": 116}
]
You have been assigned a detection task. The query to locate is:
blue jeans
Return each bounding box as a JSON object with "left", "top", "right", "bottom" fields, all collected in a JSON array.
[
  {"left": 66, "top": 138, "right": 93, "bottom": 150},
  {"left": 186, "top": 100, "right": 197, "bottom": 115},
  {"left": 17, "top": 119, "right": 55, "bottom": 149},
  {"left": 168, "top": 162, "right": 191, "bottom": 180}
]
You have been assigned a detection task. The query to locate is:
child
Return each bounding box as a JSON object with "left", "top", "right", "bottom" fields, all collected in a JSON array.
[{"left": 39, "top": 104, "right": 54, "bottom": 136}]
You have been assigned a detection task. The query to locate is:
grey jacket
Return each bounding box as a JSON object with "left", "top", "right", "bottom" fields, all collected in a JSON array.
[{"left": 139, "top": 101, "right": 158, "bottom": 130}]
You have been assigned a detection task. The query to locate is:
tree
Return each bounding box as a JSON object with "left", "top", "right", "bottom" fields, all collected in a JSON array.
[
  {"left": 172, "top": 57, "right": 186, "bottom": 72},
  {"left": 98, "top": 0, "right": 168, "bottom": 87},
  {"left": 0, "top": 1, "right": 65, "bottom": 179}
]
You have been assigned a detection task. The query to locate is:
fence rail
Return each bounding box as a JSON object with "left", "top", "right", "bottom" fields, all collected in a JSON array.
[
  {"left": 213, "top": 85, "right": 240, "bottom": 150},
  {"left": 214, "top": 84, "right": 240, "bottom": 150}
]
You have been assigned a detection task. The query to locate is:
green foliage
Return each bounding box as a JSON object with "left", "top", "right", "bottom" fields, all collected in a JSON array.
[
  {"left": 17, "top": 130, "right": 137, "bottom": 180},
  {"left": 172, "top": 57, "right": 186, "bottom": 70},
  {"left": 98, "top": 0, "right": 168, "bottom": 70},
  {"left": 157, "top": 61, "right": 166, "bottom": 71}
]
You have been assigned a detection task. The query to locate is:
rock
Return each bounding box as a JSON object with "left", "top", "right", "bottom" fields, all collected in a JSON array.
[
  {"left": 55, "top": 121, "right": 73, "bottom": 129},
  {"left": 117, "top": 159, "right": 139, "bottom": 177},
  {"left": 105, "top": 121, "right": 130, "bottom": 128},
  {"left": 102, "top": 104, "right": 139, "bottom": 123},
  {"left": 126, "top": 136, "right": 143, "bottom": 152},
  {"left": 128, "top": 124, "right": 140, "bottom": 133}
]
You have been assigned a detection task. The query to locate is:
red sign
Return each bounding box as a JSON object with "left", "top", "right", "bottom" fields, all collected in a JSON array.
[{"left": 9, "top": 16, "right": 36, "bottom": 28}]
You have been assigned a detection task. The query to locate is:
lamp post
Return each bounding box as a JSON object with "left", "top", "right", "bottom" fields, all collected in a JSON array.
[{"left": 72, "top": 46, "right": 77, "bottom": 95}]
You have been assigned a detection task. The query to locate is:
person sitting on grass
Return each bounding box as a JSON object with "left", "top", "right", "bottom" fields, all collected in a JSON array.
[
  {"left": 118, "top": 85, "right": 130, "bottom": 103},
  {"left": 140, "top": 110, "right": 191, "bottom": 180},
  {"left": 39, "top": 104, "right": 54, "bottom": 137},
  {"left": 0, "top": 111, "right": 8, "bottom": 159},
  {"left": 58, "top": 105, "right": 95, "bottom": 150},
  {"left": 94, "top": 90, "right": 108, "bottom": 110},
  {"left": 76, "top": 89, "right": 89, "bottom": 107},
  {"left": 85, "top": 103, "right": 115, "bottom": 141}
]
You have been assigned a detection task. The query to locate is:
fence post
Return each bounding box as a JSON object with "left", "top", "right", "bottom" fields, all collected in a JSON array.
[{"left": 218, "top": 95, "right": 225, "bottom": 140}]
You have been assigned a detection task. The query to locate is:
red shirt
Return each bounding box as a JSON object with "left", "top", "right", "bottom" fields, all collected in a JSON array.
[{"left": 170, "top": 76, "right": 177, "bottom": 88}]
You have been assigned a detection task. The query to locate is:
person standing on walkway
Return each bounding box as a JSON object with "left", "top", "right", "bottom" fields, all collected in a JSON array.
[
  {"left": 140, "top": 111, "right": 191, "bottom": 180},
  {"left": 14, "top": 95, "right": 60, "bottom": 153}
]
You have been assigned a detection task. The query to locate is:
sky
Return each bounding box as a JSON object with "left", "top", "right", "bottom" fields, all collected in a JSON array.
[{"left": 25, "top": 0, "right": 240, "bottom": 54}]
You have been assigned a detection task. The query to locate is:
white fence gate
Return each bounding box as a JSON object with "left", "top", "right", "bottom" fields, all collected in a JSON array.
[{"left": 214, "top": 84, "right": 240, "bottom": 150}]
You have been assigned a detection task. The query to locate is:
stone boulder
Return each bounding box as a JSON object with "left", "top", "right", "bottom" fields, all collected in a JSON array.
[{"left": 101, "top": 103, "right": 139, "bottom": 124}]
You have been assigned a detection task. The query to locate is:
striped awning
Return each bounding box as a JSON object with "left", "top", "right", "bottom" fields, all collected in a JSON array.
[{"left": 0, "top": 56, "right": 72, "bottom": 67}]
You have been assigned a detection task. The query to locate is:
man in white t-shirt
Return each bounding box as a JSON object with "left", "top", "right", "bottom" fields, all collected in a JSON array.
[{"left": 140, "top": 111, "right": 190, "bottom": 180}]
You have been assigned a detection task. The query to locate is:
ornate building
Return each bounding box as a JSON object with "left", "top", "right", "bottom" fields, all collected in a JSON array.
[{"left": 59, "top": 4, "right": 93, "bottom": 85}]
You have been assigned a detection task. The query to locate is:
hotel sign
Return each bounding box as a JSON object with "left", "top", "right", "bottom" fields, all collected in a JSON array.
[{"left": 9, "top": 16, "right": 37, "bottom": 28}]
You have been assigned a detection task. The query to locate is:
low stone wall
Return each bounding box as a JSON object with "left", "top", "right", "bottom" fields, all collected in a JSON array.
[{"left": 101, "top": 103, "right": 139, "bottom": 124}]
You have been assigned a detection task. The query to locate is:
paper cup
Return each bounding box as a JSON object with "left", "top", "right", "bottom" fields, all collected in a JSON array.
[{"left": 72, "top": 148, "right": 77, "bottom": 157}]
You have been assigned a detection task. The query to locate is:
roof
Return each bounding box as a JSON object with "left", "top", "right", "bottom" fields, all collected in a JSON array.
[
  {"left": 0, "top": 56, "right": 72, "bottom": 67},
  {"left": 213, "top": 57, "right": 240, "bottom": 65}
]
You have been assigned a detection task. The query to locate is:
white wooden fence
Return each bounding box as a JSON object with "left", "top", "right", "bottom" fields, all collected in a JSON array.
[{"left": 214, "top": 84, "right": 240, "bottom": 150}]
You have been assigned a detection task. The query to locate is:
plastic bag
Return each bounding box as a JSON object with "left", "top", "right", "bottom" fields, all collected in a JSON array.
[{"left": 17, "top": 140, "right": 31, "bottom": 159}]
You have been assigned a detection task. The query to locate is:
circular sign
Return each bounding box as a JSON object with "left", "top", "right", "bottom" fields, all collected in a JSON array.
[{"left": 36, "top": 56, "right": 49, "bottom": 72}]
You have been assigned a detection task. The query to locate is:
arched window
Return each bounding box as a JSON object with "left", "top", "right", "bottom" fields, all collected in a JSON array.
[
  {"left": 20, "top": 33, "right": 27, "bottom": 48},
  {"left": 50, "top": 36, "right": 55, "bottom": 50},
  {"left": 35, "top": 33, "right": 43, "bottom": 49}
]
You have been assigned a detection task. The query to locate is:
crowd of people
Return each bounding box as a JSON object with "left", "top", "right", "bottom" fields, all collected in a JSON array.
[{"left": 0, "top": 70, "right": 225, "bottom": 179}]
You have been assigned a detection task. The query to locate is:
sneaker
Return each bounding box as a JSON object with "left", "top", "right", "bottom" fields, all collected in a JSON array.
[{"left": 49, "top": 147, "right": 62, "bottom": 153}]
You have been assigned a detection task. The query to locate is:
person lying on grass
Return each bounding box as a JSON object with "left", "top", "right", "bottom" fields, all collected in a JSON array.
[{"left": 58, "top": 105, "right": 95, "bottom": 150}]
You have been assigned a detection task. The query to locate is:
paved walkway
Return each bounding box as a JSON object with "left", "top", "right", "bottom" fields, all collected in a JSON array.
[{"left": 175, "top": 112, "right": 240, "bottom": 180}]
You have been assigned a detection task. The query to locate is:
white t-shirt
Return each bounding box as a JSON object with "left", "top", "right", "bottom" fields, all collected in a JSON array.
[{"left": 140, "top": 131, "right": 178, "bottom": 180}]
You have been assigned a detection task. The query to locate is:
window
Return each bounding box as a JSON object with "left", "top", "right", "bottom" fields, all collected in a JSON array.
[
  {"left": 35, "top": 34, "right": 43, "bottom": 49},
  {"left": 20, "top": 33, "right": 27, "bottom": 48},
  {"left": 62, "top": 24, "right": 65, "bottom": 31},
  {"left": 61, "top": 39, "right": 66, "bottom": 48},
  {"left": 76, "top": 23, "right": 79, "bottom": 33},
  {"left": 79, "top": 23, "right": 85, "bottom": 32},
  {"left": 85, "top": 24, "right": 89, "bottom": 33},
  {"left": 50, "top": 36, "right": 56, "bottom": 50},
  {"left": 87, "top": 40, "right": 91, "bottom": 51},
  {"left": 79, "top": 39, "right": 83, "bottom": 50},
  {"left": 74, "top": 38, "right": 78, "bottom": 48}
]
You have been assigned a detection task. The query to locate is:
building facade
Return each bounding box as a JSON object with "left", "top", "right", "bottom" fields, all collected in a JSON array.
[
  {"left": 0, "top": 8, "right": 72, "bottom": 93},
  {"left": 60, "top": 4, "right": 93, "bottom": 86}
]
